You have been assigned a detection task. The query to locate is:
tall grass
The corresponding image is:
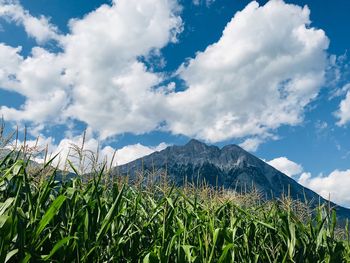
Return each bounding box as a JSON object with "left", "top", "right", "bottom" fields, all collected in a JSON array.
[{"left": 0, "top": 126, "right": 350, "bottom": 262}]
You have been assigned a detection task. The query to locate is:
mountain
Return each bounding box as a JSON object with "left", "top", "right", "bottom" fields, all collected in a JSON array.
[{"left": 112, "top": 139, "right": 350, "bottom": 221}]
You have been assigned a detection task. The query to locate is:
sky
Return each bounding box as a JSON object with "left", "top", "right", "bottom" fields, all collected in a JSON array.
[{"left": 1, "top": 0, "right": 350, "bottom": 206}]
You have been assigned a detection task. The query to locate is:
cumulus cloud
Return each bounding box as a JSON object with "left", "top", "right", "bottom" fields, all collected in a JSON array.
[
  {"left": 0, "top": 46, "right": 69, "bottom": 123},
  {"left": 0, "top": 0, "right": 60, "bottom": 44},
  {"left": 171, "top": 0, "right": 329, "bottom": 142},
  {"left": 239, "top": 137, "right": 263, "bottom": 152},
  {"left": 0, "top": 0, "right": 329, "bottom": 148},
  {"left": 299, "top": 170, "right": 350, "bottom": 208},
  {"left": 50, "top": 137, "right": 167, "bottom": 170},
  {"left": 267, "top": 157, "right": 303, "bottom": 177},
  {"left": 111, "top": 142, "right": 168, "bottom": 166},
  {"left": 0, "top": 43, "right": 22, "bottom": 87},
  {"left": 11, "top": 132, "right": 168, "bottom": 170},
  {"left": 335, "top": 90, "right": 350, "bottom": 126},
  {"left": 60, "top": 0, "right": 182, "bottom": 138},
  {"left": 0, "top": 0, "right": 182, "bottom": 136},
  {"left": 265, "top": 156, "right": 350, "bottom": 207},
  {"left": 49, "top": 137, "right": 167, "bottom": 169}
]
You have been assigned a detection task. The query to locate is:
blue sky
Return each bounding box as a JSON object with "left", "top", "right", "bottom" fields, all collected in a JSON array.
[{"left": 1, "top": 0, "right": 350, "bottom": 206}]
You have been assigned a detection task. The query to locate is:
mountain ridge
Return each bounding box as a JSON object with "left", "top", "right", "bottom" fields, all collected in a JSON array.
[{"left": 112, "top": 139, "right": 350, "bottom": 220}]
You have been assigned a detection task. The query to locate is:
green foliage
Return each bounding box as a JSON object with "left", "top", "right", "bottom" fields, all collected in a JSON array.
[{"left": 0, "top": 151, "right": 350, "bottom": 262}]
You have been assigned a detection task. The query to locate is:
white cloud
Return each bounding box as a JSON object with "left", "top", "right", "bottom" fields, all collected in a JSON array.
[
  {"left": 61, "top": 0, "right": 182, "bottom": 138},
  {"left": 0, "top": 0, "right": 60, "bottom": 44},
  {"left": 335, "top": 90, "right": 350, "bottom": 126},
  {"left": 0, "top": 0, "right": 183, "bottom": 138},
  {"left": 239, "top": 137, "right": 263, "bottom": 152},
  {"left": 169, "top": 0, "right": 329, "bottom": 142},
  {"left": 111, "top": 142, "right": 168, "bottom": 166},
  {"left": 11, "top": 132, "right": 168, "bottom": 170},
  {"left": 267, "top": 157, "right": 303, "bottom": 177},
  {"left": 50, "top": 137, "right": 167, "bottom": 170},
  {"left": 0, "top": 0, "right": 329, "bottom": 148},
  {"left": 0, "top": 43, "right": 22, "bottom": 87},
  {"left": 264, "top": 156, "right": 350, "bottom": 207},
  {"left": 0, "top": 46, "right": 69, "bottom": 124},
  {"left": 298, "top": 170, "right": 350, "bottom": 208}
]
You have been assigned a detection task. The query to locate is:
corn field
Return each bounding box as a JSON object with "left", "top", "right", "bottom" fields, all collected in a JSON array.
[{"left": 1, "top": 149, "right": 350, "bottom": 262}]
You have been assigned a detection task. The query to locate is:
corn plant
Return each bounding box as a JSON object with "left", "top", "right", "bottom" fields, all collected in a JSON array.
[{"left": 1, "top": 149, "right": 350, "bottom": 262}]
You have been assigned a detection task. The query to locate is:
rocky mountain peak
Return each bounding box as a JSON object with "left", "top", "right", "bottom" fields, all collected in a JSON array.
[
  {"left": 113, "top": 139, "right": 350, "bottom": 221},
  {"left": 183, "top": 139, "right": 210, "bottom": 151}
]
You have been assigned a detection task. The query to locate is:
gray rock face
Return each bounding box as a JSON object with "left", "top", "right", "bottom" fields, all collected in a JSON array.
[{"left": 113, "top": 139, "right": 350, "bottom": 220}]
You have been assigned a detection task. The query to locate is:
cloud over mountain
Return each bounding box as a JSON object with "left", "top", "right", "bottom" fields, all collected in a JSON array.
[
  {"left": 171, "top": 0, "right": 328, "bottom": 142},
  {"left": 299, "top": 170, "right": 350, "bottom": 208},
  {"left": 266, "top": 156, "right": 350, "bottom": 208},
  {"left": 0, "top": 0, "right": 329, "bottom": 146},
  {"left": 13, "top": 133, "right": 167, "bottom": 170},
  {"left": 267, "top": 157, "right": 303, "bottom": 177}
]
